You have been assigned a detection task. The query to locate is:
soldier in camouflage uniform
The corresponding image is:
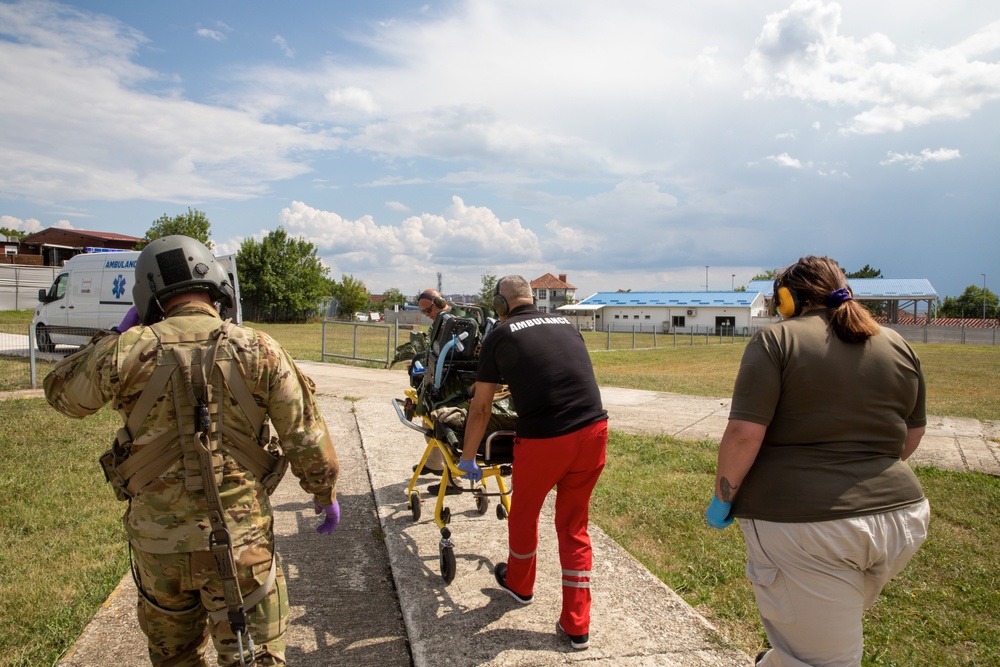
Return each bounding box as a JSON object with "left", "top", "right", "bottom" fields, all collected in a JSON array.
[{"left": 44, "top": 236, "right": 340, "bottom": 667}]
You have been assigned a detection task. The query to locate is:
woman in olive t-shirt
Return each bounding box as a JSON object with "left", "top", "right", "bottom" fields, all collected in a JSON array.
[{"left": 706, "top": 256, "right": 930, "bottom": 667}]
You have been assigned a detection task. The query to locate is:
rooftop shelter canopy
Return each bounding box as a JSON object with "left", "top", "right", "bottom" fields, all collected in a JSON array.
[{"left": 745, "top": 278, "right": 939, "bottom": 324}]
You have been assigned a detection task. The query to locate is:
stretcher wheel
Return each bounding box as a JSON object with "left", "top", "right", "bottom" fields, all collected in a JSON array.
[
  {"left": 441, "top": 507, "right": 451, "bottom": 525},
  {"left": 474, "top": 488, "right": 489, "bottom": 515},
  {"left": 496, "top": 504, "right": 508, "bottom": 520},
  {"left": 409, "top": 491, "right": 421, "bottom": 522},
  {"left": 440, "top": 544, "right": 456, "bottom": 583}
]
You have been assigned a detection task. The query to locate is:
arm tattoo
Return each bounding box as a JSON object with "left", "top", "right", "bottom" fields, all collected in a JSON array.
[{"left": 719, "top": 477, "right": 737, "bottom": 503}]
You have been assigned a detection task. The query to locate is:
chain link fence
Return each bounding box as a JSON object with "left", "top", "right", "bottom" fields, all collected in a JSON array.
[{"left": 0, "top": 322, "right": 78, "bottom": 391}]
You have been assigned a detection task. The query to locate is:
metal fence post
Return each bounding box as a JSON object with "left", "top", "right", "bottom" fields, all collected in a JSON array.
[{"left": 28, "top": 323, "right": 37, "bottom": 389}]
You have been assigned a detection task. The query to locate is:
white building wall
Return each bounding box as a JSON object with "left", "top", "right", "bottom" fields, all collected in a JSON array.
[{"left": 597, "top": 303, "right": 761, "bottom": 333}]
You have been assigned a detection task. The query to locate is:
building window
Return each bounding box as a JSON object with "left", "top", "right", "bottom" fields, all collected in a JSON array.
[
  {"left": 614, "top": 315, "right": 620, "bottom": 319},
  {"left": 538, "top": 306, "right": 547, "bottom": 313},
  {"left": 644, "top": 315, "right": 651, "bottom": 319},
  {"left": 537, "top": 289, "right": 547, "bottom": 300},
  {"left": 672, "top": 316, "right": 686, "bottom": 328},
  {"left": 633, "top": 315, "right": 639, "bottom": 319}
]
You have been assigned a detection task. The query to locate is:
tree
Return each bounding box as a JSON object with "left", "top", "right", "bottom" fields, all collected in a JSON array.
[
  {"left": 381, "top": 287, "right": 407, "bottom": 311},
  {"left": 750, "top": 269, "right": 777, "bottom": 282},
  {"left": 137, "top": 208, "right": 213, "bottom": 249},
  {"left": 845, "top": 264, "right": 885, "bottom": 315},
  {"left": 845, "top": 264, "right": 883, "bottom": 279},
  {"left": 332, "top": 274, "right": 370, "bottom": 318},
  {"left": 476, "top": 272, "right": 498, "bottom": 313},
  {"left": 0, "top": 227, "right": 26, "bottom": 240},
  {"left": 939, "top": 285, "right": 998, "bottom": 319},
  {"left": 236, "top": 227, "right": 330, "bottom": 322}
]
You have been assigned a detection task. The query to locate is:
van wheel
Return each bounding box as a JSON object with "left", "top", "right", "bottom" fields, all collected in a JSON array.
[{"left": 36, "top": 325, "right": 55, "bottom": 353}]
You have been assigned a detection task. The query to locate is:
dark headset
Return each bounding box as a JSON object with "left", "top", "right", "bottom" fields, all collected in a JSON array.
[
  {"left": 491, "top": 283, "right": 509, "bottom": 317},
  {"left": 418, "top": 292, "right": 447, "bottom": 310},
  {"left": 772, "top": 267, "right": 801, "bottom": 319}
]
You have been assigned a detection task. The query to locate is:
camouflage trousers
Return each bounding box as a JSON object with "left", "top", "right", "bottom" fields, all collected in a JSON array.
[{"left": 133, "top": 541, "right": 288, "bottom": 667}]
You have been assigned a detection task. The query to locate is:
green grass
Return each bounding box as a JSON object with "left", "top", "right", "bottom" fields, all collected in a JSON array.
[
  {"left": 590, "top": 431, "right": 1000, "bottom": 666},
  {"left": 0, "top": 400, "right": 127, "bottom": 667},
  {"left": 0, "top": 309, "right": 33, "bottom": 326},
  {"left": 2, "top": 318, "right": 998, "bottom": 664}
]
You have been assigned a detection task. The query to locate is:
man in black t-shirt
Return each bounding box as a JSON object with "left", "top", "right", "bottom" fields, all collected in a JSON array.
[{"left": 457, "top": 275, "right": 608, "bottom": 651}]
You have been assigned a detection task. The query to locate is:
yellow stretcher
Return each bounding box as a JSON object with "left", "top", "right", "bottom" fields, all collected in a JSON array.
[{"left": 392, "top": 387, "right": 514, "bottom": 583}]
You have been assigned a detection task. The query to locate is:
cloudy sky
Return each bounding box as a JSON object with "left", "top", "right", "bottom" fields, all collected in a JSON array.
[{"left": 1, "top": 0, "right": 997, "bottom": 300}]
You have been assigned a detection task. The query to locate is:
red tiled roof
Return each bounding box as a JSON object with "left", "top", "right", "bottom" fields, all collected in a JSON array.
[{"left": 531, "top": 273, "right": 576, "bottom": 289}]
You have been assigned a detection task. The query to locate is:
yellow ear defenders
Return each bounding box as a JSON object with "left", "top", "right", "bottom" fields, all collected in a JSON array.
[
  {"left": 491, "top": 283, "right": 509, "bottom": 317},
  {"left": 772, "top": 273, "right": 801, "bottom": 319}
]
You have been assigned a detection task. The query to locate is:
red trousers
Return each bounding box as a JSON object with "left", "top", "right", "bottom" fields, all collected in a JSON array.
[{"left": 504, "top": 419, "right": 608, "bottom": 635}]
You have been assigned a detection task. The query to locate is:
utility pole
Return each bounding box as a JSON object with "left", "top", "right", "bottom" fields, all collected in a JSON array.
[
  {"left": 983, "top": 273, "right": 988, "bottom": 319},
  {"left": 705, "top": 266, "right": 709, "bottom": 292},
  {"left": 732, "top": 274, "right": 735, "bottom": 291}
]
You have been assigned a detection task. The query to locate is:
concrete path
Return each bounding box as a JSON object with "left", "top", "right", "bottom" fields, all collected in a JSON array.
[{"left": 19, "top": 361, "right": 995, "bottom": 666}]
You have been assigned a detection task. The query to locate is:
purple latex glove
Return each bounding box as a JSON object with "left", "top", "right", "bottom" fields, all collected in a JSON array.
[
  {"left": 457, "top": 458, "right": 482, "bottom": 483},
  {"left": 314, "top": 500, "right": 341, "bottom": 534},
  {"left": 113, "top": 306, "right": 141, "bottom": 333}
]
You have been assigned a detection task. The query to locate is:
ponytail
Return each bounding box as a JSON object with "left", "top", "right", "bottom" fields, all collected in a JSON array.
[
  {"left": 829, "top": 298, "right": 880, "bottom": 344},
  {"left": 782, "top": 256, "right": 881, "bottom": 344}
]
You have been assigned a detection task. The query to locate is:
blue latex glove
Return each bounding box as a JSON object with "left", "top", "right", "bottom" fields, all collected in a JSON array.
[
  {"left": 314, "top": 500, "right": 341, "bottom": 534},
  {"left": 457, "top": 458, "right": 482, "bottom": 483},
  {"left": 705, "top": 496, "right": 734, "bottom": 529},
  {"left": 113, "top": 306, "right": 141, "bottom": 333}
]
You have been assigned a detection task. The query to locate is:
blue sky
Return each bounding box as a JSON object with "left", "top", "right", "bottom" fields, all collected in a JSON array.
[{"left": 1, "top": 0, "right": 997, "bottom": 300}]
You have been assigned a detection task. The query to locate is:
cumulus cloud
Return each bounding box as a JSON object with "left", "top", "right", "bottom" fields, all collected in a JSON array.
[
  {"left": 0, "top": 215, "right": 45, "bottom": 233},
  {"left": 276, "top": 196, "right": 542, "bottom": 273},
  {"left": 195, "top": 21, "right": 231, "bottom": 42},
  {"left": 0, "top": 3, "right": 334, "bottom": 202},
  {"left": 764, "top": 153, "right": 806, "bottom": 169},
  {"left": 325, "top": 87, "right": 380, "bottom": 116},
  {"left": 744, "top": 0, "right": 1000, "bottom": 134},
  {"left": 880, "top": 147, "right": 961, "bottom": 170},
  {"left": 273, "top": 35, "right": 294, "bottom": 58}
]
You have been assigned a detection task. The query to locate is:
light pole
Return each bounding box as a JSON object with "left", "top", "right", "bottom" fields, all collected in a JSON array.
[
  {"left": 705, "top": 266, "right": 709, "bottom": 292},
  {"left": 983, "top": 273, "right": 987, "bottom": 319},
  {"left": 732, "top": 274, "right": 735, "bottom": 291}
]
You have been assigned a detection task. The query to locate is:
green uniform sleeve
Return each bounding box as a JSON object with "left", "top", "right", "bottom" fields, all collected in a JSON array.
[
  {"left": 43, "top": 333, "right": 119, "bottom": 418},
  {"left": 257, "top": 332, "right": 340, "bottom": 506}
]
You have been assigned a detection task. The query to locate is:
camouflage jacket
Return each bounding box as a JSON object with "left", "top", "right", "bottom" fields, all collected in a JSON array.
[{"left": 44, "top": 301, "right": 340, "bottom": 554}]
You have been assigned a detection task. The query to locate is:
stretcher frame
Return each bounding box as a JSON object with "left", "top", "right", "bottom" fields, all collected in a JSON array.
[{"left": 392, "top": 387, "right": 514, "bottom": 583}]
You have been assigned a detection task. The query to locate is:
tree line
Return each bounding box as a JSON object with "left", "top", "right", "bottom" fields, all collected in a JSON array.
[{"left": 134, "top": 210, "right": 998, "bottom": 322}]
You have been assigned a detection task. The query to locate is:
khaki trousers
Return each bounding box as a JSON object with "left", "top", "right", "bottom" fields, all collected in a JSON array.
[{"left": 743, "top": 499, "right": 929, "bottom": 667}]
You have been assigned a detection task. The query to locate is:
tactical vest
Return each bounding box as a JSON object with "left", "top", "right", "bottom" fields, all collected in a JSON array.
[{"left": 100, "top": 320, "right": 287, "bottom": 501}]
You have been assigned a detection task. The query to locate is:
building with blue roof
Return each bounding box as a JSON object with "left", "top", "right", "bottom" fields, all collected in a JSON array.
[
  {"left": 559, "top": 278, "right": 939, "bottom": 332},
  {"left": 559, "top": 291, "right": 769, "bottom": 333}
]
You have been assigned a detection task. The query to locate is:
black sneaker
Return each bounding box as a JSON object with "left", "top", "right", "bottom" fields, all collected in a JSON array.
[
  {"left": 557, "top": 621, "right": 589, "bottom": 650},
  {"left": 494, "top": 563, "right": 533, "bottom": 604},
  {"left": 427, "top": 482, "right": 461, "bottom": 496}
]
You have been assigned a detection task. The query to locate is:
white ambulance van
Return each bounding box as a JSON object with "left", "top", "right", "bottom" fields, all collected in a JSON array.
[{"left": 33, "top": 250, "right": 241, "bottom": 352}]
